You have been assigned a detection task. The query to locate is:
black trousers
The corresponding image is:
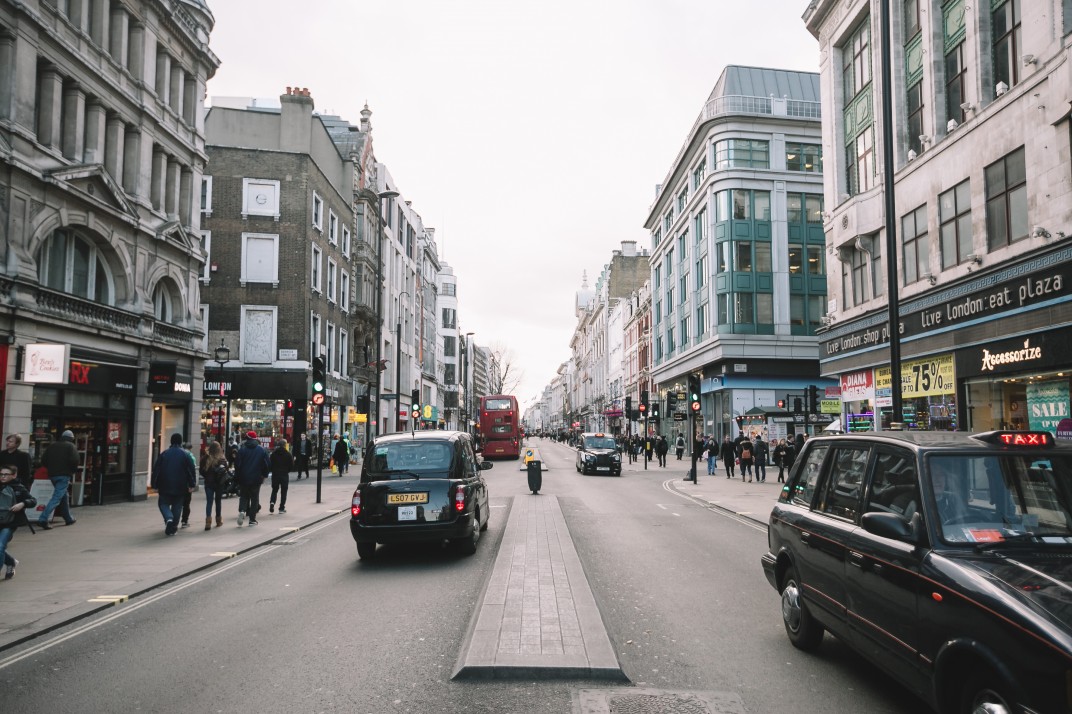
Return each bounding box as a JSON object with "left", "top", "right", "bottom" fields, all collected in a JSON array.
[
  {"left": 270, "top": 474, "right": 289, "bottom": 508},
  {"left": 238, "top": 483, "right": 261, "bottom": 519},
  {"left": 295, "top": 456, "right": 310, "bottom": 478}
]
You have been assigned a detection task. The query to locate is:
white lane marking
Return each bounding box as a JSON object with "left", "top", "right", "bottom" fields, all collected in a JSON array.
[{"left": 660, "top": 479, "right": 767, "bottom": 533}]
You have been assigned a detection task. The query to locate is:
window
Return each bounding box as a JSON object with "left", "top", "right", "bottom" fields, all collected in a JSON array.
[
  {"left": 843, "top": 17, "right": 874, "bottom": 196},
  {"left": 735, "top": 242, "right": 753, "bottom": 272},
  {"left": 696, "top": 255, "right": 707, "bottom": 289},
  {"left": 38, "top": 230, "right": 115, "bottom": 304},
  {"left": 902, "top": 204, "right": 929, "bottom": 284},
  {"left": 734, "top": 293, "right": 754, "bottom": 324},
  {"left": 679, "top": 275, "right": 687, "bottom": 301},
  {"left": 654, "top": 298, "right": 661, "bottom": 325},
  {"left": 945, "top": 43, "right": 967, "bottom": 124},
  {"left": 339, "top": 329, "right": 349, "bottom": 375},
  {"left": 666, "top": 287, "right": 674, "bottom": 312},
  {"left": 152, "top": 282, "right": 174, "bottom": 321},
  {"left": 757, "top": 243, "right": 773, "bottom": 272},
  {"left": 312, "top": 192, "right": 323, "bottom": 230},
  {"left": 985, "top": 146, "right": 1028, "bottom": 250},
  {"left": 310, "top": 312, "right": 321, "bottom": 362},
  {"left": 199, "top": 231, "right": 211, "bottom": 282},
  {"left": 444, "top": 336, "right": 456, "bottom": 357},
  {"left": 692, "top": 158, "right": 706, "bottom": 189},
  {"left": 757, "top": 293, "right": 774, "bottom": 325},
  {"left": 993, "top": 0, "right": 1022, "bottom": 90},
  {"left": 677, "top": 232, "right": 686, "bottom": 257},
  {"left": 849, "top": 128, "right": 875, "bottom": 195},
  {"left": 786, "top": 143, "right": 822, "bottom": 172},
  {"left": 667, "top": 326, "right": 675, "bottom": 353},
  {"left": 907, "top": 83, "right": 924, "bottom": 154},
  {"left": 789, "top": 244, "right": 803, "bottom": 274},
  {"left": 342, "top": 225, "right": 351, "bottom": 256},
  {"left": 790, "top": 443, "right": 830, "bottom": 507},
  {"left": 677, "top": 187, "right": 689, "bottom": 212},
  {"left": 680, "top": 316, "right": 689, "bottom": 346},
  {"left": 442, "top": 307, "right": 456, "bottom": 329},
  {"left": 694, "top": 208, "right": 707, "bottom": 244},
  {"left": 664, "top": 208, "right": 674, "bottom": 233},
  {"left": 327, "top": 258, "right": 337, "bottom": 303},
  {"left": 904, "top": 0, "right": 920, "bottom": 38},
  {"left": 242, "top": 179, "right": 279, "bottom": 218},
  {"left": 843, "top": 18, "right": 871, "bottom": 100},
  {"left": 241, "top": 305, "right": 277, "bottom": 365},
  {"left": 714, "top": 139, "right": 770, "bottom": 169},
  {"left": 240, "top": 233, "right": 279, "bottom": 285},
  {"left": 441, "top": 282, "right": 456, "bottom": 297},
  {"left": 666, "top": 248, "right": 673, "bottom": 275},
  {"left": 311, "top": 245, "right": 322, "bottom": 292},
  {"left": 939, "top": 180, "right": 973, "bottom": 268},
  {"left": 695, "top": 302, "right": 707, "bottom": 338},
  {"left": 328, "top": 210, "right": 338, "bottom": 245},
  {"left": 852, "top": 246, "right": 871, "bottom": 304},
  {"left": 820, "top": 446, "right": 871, "bottom": 520},
  {"left": 326, "top": 322, "right": 336, "bottom": 372},
  {"left": 200, "top": 176, "right": 212, "bottom": 215}
]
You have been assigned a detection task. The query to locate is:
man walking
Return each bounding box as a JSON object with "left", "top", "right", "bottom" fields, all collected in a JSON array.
[
  {"left": 234, "top": 431, "right": 269, "bottom": 526},
  {"left": 753, "top": 435, "right": 769, "bottom": 482},
  {"left": 655, "top": 436, "right": 669, "bottom": 467},
  {"left": 37, "top": 430, "right": 79, "bottom": 529},
  {"left": 719, "top": 435, "right": 737, "bottom": 479},
  {"left": 294, "top": 432, "right": 312, "bottom": 480},
  {"left": 150, "top": 433, "right": 195, "bottom": 536},
  {"left": 269, "top": 438, "right": 294, "bottom": 514}
]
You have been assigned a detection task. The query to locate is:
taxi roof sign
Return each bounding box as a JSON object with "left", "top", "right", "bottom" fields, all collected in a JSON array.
[{"left": 971, "top": 431, "right": 1054, "bottom": 447}]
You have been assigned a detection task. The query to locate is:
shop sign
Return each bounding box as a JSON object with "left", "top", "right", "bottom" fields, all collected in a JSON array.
[
  {"left": 819, "top": 399, "right": 842, "bottom": 414},
  {"left": 66, "top": 359, "right": 136, "bottom": 393},
  {"left": 1026, "top": 381, "right": 1070, "bottom": 435},
  {"left": 24, "top": 343, "right": 70, "bottom": 384},
  {"left": 147, "top": 362, "right": 177, "bottom": 394},
  {"left": 876, "top": 354, "right": 956, "bottom": 401},
  {"left": 956, "top": 329, "right": 1072, "bottom": 378},
  {"left": 840, "top": 370, "right": 874, "bottom": 402},
  {"left": 1056, "top": 418, "right": 1072, "bottom": 442},
  {"left": 822, "top": 246, "right": 1072, "bottom": 360}
]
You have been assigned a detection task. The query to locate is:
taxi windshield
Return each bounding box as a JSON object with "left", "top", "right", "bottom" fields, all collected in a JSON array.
[
  {"left": 928, "top": 454, "right": 1072, "bottom": 545},
  {"left": 584, "top": 436, "right": 617, "bottom": 450},
  {"left": 367, "top": 442, "right": 453, "bottom": 477}
]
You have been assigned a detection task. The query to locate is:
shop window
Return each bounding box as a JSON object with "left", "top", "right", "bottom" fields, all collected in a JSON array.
[{"left": 37, "top": 229, "right": 115, "bottom": 305}]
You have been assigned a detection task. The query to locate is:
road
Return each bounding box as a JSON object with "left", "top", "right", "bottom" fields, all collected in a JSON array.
[{"left": 0, "top": 439, "right": 925, "bottom": 713}]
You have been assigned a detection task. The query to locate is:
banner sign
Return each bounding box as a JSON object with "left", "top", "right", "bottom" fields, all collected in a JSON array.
[
  {"left": 875, "top": 353, "right": 956, "bottom": 402},
  {"left": 1026, "top": 380, "right": 1070, "bottom": 435},
  {"left": 24, "top": 344, "right": 70, "bottom": 384}
]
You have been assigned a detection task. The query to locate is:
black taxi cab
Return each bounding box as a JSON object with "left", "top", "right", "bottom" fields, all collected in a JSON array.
[
  {"left": 761, "top": 430, "right": 1072, "bottom": 714},
  {"left": 350, "top": 430, "right": 491, "bottom": 560},
  {"left": 575, "top": 432, "right": 622, "bottom": 476}
]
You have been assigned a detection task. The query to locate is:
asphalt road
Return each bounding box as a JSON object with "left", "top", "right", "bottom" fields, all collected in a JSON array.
[{"left": 0, "top": 439, "right": 925, "bottom": 713}]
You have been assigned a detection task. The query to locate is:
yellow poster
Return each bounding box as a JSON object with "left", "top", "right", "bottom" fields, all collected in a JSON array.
[{"left": 875, "top": 354, "right": 955, "bottom": 399}]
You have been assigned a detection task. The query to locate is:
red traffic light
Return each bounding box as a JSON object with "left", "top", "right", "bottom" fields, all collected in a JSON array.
[
  {"left": 638, "top": 403, "right": 647, "bottom": 413},
  {"left": 777, "top": 399, "right": 785, "bottom": 409}
]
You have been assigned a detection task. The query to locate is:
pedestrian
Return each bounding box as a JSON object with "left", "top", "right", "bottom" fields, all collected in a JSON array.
[
  {"left": 37, "top": 430, "right": 79, "bottom": 529},
  {"left": 655, "top": 436, "right": 669, "bottom": 467},
  {"left": 782, "top": 438, "right": 798, "bottom": 481},
  {"left": 225, "top": 438, "right": 239, "bottom": 467},
  {"left": 150, "top": 433, "right": 196, "bottom": 536},
  {"left": 643, "top": 437, "right": 654, "bottom": 463},
  {"left": 294, "top": 433, "right": 312, "bottom": 479},
  {"left": 772, "top": 439, "right": 786, "bottom": 482},
  {"left": 753, "top": 434, "right": 769, "bottom": 482},
  {"left": 180, "top": 443, "right": 196, "bottom": 528},
  {"left": 199, "top": 440, "right": 228, "bottom": 529},
  {"left": 674, "top": 433, "right": 685, "bottom": 461},
  {"left": 332, "top": 434, "right": 349, "bottom": 476},
  {"left": 234, "top": 431, "right": 269, "bottom": 526},
  {"left": 737, "top": 433, "right": 755, "bottom": 482},
  {"left": 269, "top": 438, "right": 294, "bottom": 514},
  {"left": 0, "top": 434, "right": 33, "bottom": 490},
  {"left": 719, "top": 435, "right": 736, "bottom": 478},
  {"left": 0, "top": 463, "right": 37, "bottom": 580}
]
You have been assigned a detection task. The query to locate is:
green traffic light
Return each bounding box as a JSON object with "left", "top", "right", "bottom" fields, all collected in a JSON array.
[{"left": 312, "top": 381, "right": 324, "bottom": 392}]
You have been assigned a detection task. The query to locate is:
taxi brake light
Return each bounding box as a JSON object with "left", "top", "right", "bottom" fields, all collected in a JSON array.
[
  {"left": 351, "top": 492, "right": 361, "bottom": 517},
  {"left": 454, "top": 487, "right": 466, "bottom": 512}
]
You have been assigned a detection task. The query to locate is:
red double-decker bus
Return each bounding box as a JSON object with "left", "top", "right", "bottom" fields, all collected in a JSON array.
[{"left": 477, "top": 394, "right": 521, "bottom": 459}]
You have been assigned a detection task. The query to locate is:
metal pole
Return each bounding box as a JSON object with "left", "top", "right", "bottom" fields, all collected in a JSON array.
[
  {"left": 689, "top": 409, "right": 697, "bottom": 483},
  {"left": 395, "top": 319, "right": 402, "bottom": 433},
  {"left": 315, "top": 401, "right": 323, "bottom": 503},
  {"left": 880, "top": 0, "right": 903, "bottom": 426}
]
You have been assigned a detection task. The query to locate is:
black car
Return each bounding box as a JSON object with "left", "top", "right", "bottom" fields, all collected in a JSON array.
[
  {"left": 575, "top": 432, "right": 622, "bottom": 476},
  {"left": 350, "top": 430, "right": 491, "bottom": 560},
  {"left": 761, "top": 430, "right": 1072, "bottom": 714}
]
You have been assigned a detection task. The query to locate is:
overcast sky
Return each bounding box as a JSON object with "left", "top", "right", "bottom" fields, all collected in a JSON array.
[{"left": 205, "top": 0, "right": 822, "bottom": 410}]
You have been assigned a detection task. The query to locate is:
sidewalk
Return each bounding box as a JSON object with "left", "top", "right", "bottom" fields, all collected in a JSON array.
[{"left": 0, "top": 473, "right": 358, "bottom": 653}]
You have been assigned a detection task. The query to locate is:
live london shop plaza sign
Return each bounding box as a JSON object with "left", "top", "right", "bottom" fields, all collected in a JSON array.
[{"left": 822, "top": 246, "right": 1072, "bottom": 359}]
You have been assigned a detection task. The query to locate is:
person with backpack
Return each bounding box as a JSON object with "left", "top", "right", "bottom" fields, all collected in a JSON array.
[
  {"left": 199, "top": 441, "right": 228, "bottom": 529},
  {"left": 737, "top": 433, "right": 755, "bottom": 482},
  {"left": 674, "top": 434, "right": 685, "bottom": 461},
  {"left": 234, "top": 431, "right": 269, "bottom": 526}
]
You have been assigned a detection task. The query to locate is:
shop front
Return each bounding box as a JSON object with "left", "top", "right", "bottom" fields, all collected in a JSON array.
[
  {"left": 199, "top": 369, "right": 312, "bottom": 451},
  {"left": 27, "top": 347, "right": 137, "bottom": 505}
]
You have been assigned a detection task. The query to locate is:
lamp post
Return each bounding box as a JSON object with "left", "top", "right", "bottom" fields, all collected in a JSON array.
[
  {"left": 395, "top": 290, "right": 410, "bottom": 433},
  {"left": 213, "top": 340, "right": 230, "bottom": 445},
  {"left": 367, "top": 188, "right": 398, "bottom": 438}
]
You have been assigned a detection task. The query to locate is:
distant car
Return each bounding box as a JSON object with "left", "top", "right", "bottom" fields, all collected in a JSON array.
[
  {"left": 760, "top": 430, "right": 1072, "bottom": 714},
  {"left": 576, "top": 432, "right": 621, "bottom": 476},
  {"left": 350, "top": 430, "right": 491, "bottom": 560}
]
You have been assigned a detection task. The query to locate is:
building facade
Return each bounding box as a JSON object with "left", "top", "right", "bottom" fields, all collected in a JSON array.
[
  {"left": 1, "top": 0, "right": 219, "bottom": 502},
  {"left": 644, "top": 65, "right": 831, "bottom": 444},
  {"left": 805, "top": 0, "right": 1072, "bottom": 434}
]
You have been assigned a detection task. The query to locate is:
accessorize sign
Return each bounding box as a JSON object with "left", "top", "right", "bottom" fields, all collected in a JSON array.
[{"left": 24, "top": 343, "right": 70, "bottom": 383}]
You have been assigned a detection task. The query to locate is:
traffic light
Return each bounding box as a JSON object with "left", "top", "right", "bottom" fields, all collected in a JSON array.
[
  {"left": 688, "top": 375, "right": 701, "bottom": 412},
  {"left": 284, "top": 398, "right": 294, "bottom": 417},
  {"left": 794, "top": 397, "right": 803, "bottom": 413},
  {"left": 640, "top": 390, "right": 649, "bottom": 411},
  {"left": 311, "top": 356, "right": 326, "bottom": 405},
  {"left": 808, "top": 385, "right": 821, "bottom": 413},
  {"left": 667, "top": 391, "right": 677, "bottom": 411},
  {"left": 777, "top": 399, "right": 786, "bottom": 409},
  {"left": 625, "top": 396, "right": 632, "bottom": 415},
  {"left": 356, "top": 394, "right": 370, "bottom": 412},
  {"left": 651, "top": 402, "right": 660, "bottom": 419},
  {"left": 411, "top": 389, "right": 420, "bottom": 420}
]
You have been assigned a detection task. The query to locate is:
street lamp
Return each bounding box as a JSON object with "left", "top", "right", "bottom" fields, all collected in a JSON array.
[
  {"left": 395, "top": 290, "right": 410, "bottom": 433},
  {"left": 368, "top": 188, "right": 399, "bottom": 438},
  {"left": 213, "top": 339, "right": 230, "bottom": 445}
]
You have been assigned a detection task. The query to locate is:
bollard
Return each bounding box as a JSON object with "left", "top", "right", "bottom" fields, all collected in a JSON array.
[{"left": 526, "top": 459, "right": 542, "bottom": 494}]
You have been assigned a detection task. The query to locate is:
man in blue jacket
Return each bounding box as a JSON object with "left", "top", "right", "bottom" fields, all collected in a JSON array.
[
  {"left": 150, "top": 433, "right": 196, "bottom": 536},
  {"left": 234, "top": 430, "right": 270, "bottom": 526}
]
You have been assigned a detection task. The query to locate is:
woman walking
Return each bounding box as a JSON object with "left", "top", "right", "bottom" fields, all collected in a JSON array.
[{"left": 199, "top": 441, "right": 228, "bottom": 529}]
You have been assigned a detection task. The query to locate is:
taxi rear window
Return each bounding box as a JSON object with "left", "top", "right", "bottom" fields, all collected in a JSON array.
[{"left": 366, "top": 442, "right": 453, "bottom": 478}]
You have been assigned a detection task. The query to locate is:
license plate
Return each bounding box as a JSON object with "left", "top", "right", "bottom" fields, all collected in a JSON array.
[
  {"left": 596, "top": 466, "right": 610, "bottom": 471},
  {"left": 397, "top": 506, "right": 417, "bottom": 521},
  {"left": 387, "top": 492, "right": 428, "bottom": 505}
]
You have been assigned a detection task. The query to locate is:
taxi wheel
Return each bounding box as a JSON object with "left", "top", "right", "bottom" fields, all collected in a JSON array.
[
  {"left": 455, "top": 512, "right": 480, "bottom": 555},
  {"left": 780, "top": 565, "right": 823, "bottom": 651},
  {"left": 356, "top": 542, "right": 377, "bottom": 561},
  {"left": 959, "top": 670, "right": 1013, "bottom": 714}
]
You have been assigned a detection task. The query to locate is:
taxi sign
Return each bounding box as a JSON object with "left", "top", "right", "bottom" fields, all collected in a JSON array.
[{"left": 971, "top": 431, "right": 1054, "bottom": 447}]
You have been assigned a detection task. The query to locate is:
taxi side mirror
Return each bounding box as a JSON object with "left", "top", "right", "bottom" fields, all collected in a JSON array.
[
  {"left": 479, "top": 461, "right": 493, "bottom": 470},
  {"left": 862, "top": 511, "right": 922, "bottom": 545}
]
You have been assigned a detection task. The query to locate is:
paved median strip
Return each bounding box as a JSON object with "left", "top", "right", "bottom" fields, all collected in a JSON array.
[{"left": 87, "top": 595, "right": 128, "bottom": 604}]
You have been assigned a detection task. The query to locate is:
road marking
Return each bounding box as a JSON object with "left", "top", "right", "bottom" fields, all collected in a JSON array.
[
  {"left": 660, "top": 479, "right": 766, "bottom": 533},
  {"left": 87, "top": 595, "right": 128, "bottom": 604}
]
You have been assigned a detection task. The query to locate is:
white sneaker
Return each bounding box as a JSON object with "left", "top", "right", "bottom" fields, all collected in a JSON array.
[
  {"left": 4, "top": 559, "right": 17, "bottom": 579},
  {"left": 237, "top": 512, "right": 245, "bottom": 526}
]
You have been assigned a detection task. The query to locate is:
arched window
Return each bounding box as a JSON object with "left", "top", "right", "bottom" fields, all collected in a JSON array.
[
  {"left": 37, "top": 230, "right": 114, "bottom": 305},
  {"left": 153, "top": 282, "right": 174, "bottom": 322}
]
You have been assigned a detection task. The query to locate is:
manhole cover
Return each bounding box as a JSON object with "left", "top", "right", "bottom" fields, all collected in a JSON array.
[{"left": 575, "top": 689, "right": 746, "bottom": 714}]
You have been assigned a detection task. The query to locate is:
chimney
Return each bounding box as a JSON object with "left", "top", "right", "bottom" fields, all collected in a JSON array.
[
  {"left": 621, "top": 240, "right": 637, "bottom": 257},
  {"left": 279, "top": 86, "right": 314, "bottom": 152}
]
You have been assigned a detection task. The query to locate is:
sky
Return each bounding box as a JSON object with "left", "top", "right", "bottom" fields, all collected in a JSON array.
[{"left": 204, "top": 0, "right": 822, "bottom": 411}]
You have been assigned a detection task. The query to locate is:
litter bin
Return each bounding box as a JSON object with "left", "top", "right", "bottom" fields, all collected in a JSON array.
[{"left": 526, "top": 459, "right": 542, "bottom": 494}]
